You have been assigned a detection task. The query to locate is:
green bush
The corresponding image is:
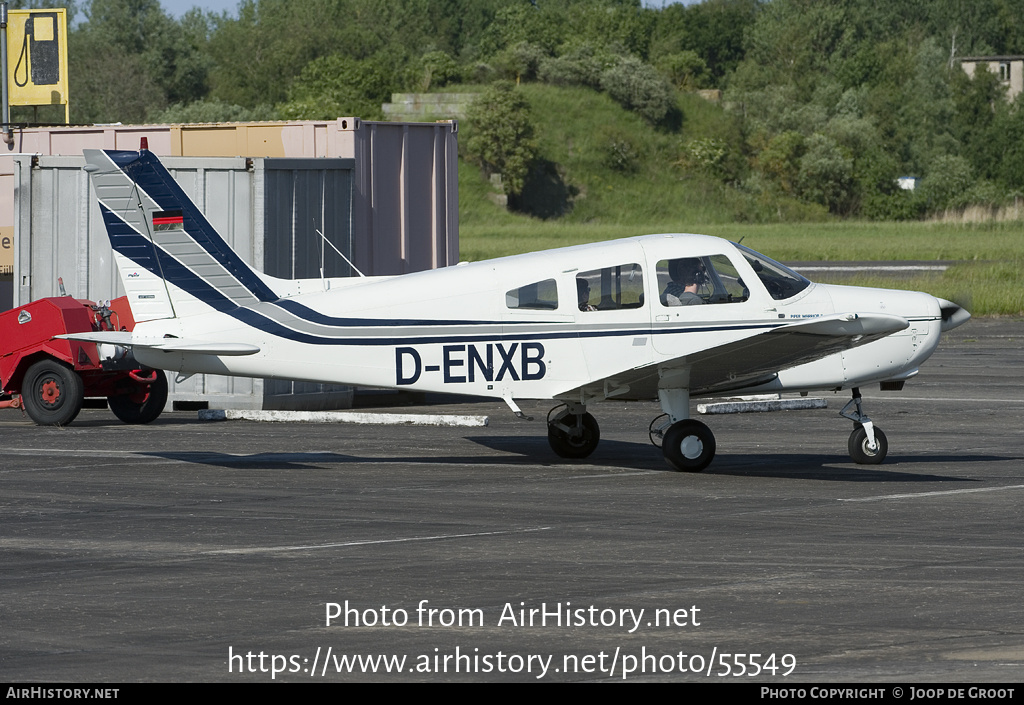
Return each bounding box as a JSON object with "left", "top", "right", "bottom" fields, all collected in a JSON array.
[
  {"left": 492, "top": 42, "right": 548, "bottom": 83},
  {"left": 679, "top": 137, "right": 728, "bottom": 179},
  {"left": 656, "top": 51, "right": 710, "bottom": 90},
  {"left": 150, "top": 99, "right": 279, "bottom": 124},
  {"left": 538, "top": 44, "right": 610, "bottom": 88},
  {"left": 600, "top": 128, "right": 642, "bottom": 173},
  {"left": 599, "top": 55, "right": 675, "bottom": 125}
]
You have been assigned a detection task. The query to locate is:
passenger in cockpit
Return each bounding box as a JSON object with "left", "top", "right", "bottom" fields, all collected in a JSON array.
[{"left": 577, "top": 278, "right": 597, "bottom": 311}]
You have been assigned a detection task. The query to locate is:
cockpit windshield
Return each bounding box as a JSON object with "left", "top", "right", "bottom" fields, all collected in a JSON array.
[{"left": 733, "top": 243, "right": 811, "bottom": 301}]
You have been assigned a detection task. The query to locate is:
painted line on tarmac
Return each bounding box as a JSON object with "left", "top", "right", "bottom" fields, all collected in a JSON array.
[
  {"left": 839, "top": 484, "right": 1024, "bottom": 503},
  {"left": 205, "top": 526, "right": 553, "bottom": 555},
  {"left": 569, "top": 471, "right": 662, "bottom": 479},
  {"left": 198, "top": 409, "right": 489, "bottom": 427},
  {"left": 3, "top": 448, "right": 141, "bottom": 455},
  {"left": 875, "top": 396, "right": 1024, "bottom": 404}
]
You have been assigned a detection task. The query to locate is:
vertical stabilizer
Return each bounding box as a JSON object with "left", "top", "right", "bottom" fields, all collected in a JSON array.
[{"left": 84, "top": 148, "right": 278, "bottom": 322}]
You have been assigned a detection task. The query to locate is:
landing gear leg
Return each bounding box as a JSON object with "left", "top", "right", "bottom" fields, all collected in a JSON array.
[
  {"left": 657, "top": 389, "right": 716, "bottom": 472},
  {"left": 840, "top": 387, "right": 888, "bottom": 464},
  {"left": 547, "top": 402, "right": 600, "bottom": 459}
]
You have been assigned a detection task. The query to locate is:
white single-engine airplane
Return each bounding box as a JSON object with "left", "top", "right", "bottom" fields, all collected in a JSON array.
[{"left": 67, "top": 146, "right": 970, "bottom": 472}]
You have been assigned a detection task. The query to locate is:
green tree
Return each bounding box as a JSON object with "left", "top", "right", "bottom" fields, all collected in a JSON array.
[
  {"left": 476, "top": 2, "right": 566, "bottom": 58},
  {"left": 419, "top": 51, "right": 461, "bottom": 91},
  {"left": 69, "top": 0, "right": 209, "bottom": 122},
  {"left": 796, "top": 134, "right": 854, "bottom": 214},
  {"left": 207, "top": 0, "right": 369, "bottom": 107},
  {"left": 649, "top": 0, "right": 757, "bottom": 83},
  {"left": 755, "top": 130, "right": 804, "bottom": 194},
  {"left": 656, "top": 50, "right": 710, "bottom": 90},
  {"left": 918, "top": 154, "right": 975, "bottom": 211},
  {"left": 464, "top": 81, "right": 538, "bottom": 196},
  {"left": 278, "top": 53, "right": 398, "bottom": 121}
]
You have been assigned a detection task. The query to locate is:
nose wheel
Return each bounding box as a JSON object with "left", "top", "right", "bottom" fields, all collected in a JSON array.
[
  {"left": 848, "top": 426, "right": 888, "bottom": 464},
  {"left": 841, "top": 388, "right": 888, "bottom": 464}
]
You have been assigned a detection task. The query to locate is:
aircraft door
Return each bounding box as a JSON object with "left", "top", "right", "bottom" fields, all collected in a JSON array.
[
  {"left": 648, "top": 251, "right": 756, "bottom": 356},
  {"left": 500, "top": 277, "right": 579, "bottom": 396},
  {"left": 572, "top": 260, "right": 654, "bottom": 389}
]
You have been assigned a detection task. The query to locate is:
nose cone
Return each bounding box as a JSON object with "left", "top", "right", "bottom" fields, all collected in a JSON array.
[{"left": 936, "top": 298, "right": 971, "bottom": 332}]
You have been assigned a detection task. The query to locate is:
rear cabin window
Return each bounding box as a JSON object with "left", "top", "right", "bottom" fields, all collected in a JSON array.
[
  {"left": 506, "top": 278, "right": 558, "bottom": 310},
  {"left": 576, "top": 264, "right": 644, "bottom": 311},
  {"left": 658, "top": 255, "right": 749, "bottom": 307}
]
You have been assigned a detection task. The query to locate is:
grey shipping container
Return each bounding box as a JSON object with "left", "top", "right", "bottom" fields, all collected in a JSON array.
[{"left": 11, "top": 123, "right": 458, "bottom": 409}]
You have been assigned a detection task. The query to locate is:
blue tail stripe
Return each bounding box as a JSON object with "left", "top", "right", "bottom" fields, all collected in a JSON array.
[
  {"left": 101, "top": 204, "right": 162, "bottom": 273},
  {"left": 102, "top": 205, "right": 239, "bottom": 314},
  {"left": 107, "top": 149, "right": 279, "bottom": 303}
]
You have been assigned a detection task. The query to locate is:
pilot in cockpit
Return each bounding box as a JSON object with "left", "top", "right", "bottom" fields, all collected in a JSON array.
[{"left": 662, "top": 258, "right": 706, "bottom": 306}]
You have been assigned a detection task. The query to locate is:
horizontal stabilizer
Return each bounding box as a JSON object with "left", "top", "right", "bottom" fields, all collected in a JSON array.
[{"left": 57, "top": 331, "right": 260, "bottom": 356}]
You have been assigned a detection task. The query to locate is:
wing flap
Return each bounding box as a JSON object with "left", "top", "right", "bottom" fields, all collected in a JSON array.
[{"left": 57, "top": 331, "right": 260, "bottom": 356}]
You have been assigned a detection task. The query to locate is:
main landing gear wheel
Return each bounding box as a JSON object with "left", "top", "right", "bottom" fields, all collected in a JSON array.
[
  {"left": 662, "top": 419, "right": 716, "bottom": 473},
  {"left": 848, "top": 426, "right": 888, "bottom": 465},
  {"left": 547, "top": 409, "right": 600, "bottom": 459},
  {"left": 21, "top": 359, "right": 85, "bottom": 426},
  {"left": 108, "top": 369, "right": 168, "bottom": 424}
]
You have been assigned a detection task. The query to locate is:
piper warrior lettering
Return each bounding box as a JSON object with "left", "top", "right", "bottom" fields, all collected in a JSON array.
[
  {"left": 396, "top": 343, "right": 547, "bottom": 386},
  {"left": 63, "top": 144, "right": 971, "bottom": 472}
]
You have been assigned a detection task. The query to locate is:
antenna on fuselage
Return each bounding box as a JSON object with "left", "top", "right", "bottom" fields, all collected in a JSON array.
[{"left": 315, "top": 227, "right": 365, "bottom": 279}]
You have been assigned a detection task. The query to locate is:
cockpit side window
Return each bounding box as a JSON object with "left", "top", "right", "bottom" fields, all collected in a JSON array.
[
  {"left": 506, "top": 278, "right": 558, "bottom": 310},
  {"left": 658, "top": 255, "right": 748, "bottom": 306},
  {"left": 576, "top": 264, "right": 644, "bottom": 312},
  {"left": 734, "top": 243, "right": 811, "bottom": 301}
]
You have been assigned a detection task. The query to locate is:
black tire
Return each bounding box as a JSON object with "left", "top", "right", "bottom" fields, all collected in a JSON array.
[
  {"left": 108, "top": 369, "right": 168, "bottom": 424},
  {"left": 548, "top": 412, "right": 600, "bottom": 459},
  {"left": 21, "top": 359, "right": 85, "bottom": 426},
  {"left": 848, "top": 426, "right": 888, "bottom": 465},
  {"left": 662, "top": 419, "right": 716, "bottom": 472}
]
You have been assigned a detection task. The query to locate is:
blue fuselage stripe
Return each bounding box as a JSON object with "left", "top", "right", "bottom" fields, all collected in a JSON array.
[{"left": 103, "top": 192, "right": 786, "bottom": 347}]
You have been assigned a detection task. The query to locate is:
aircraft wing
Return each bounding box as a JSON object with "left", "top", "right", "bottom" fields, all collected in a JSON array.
[
  {"left": 562, "top": 312, "right": 909, "bottom": 401},
  {"left": 56, "top": 331, "right": 260, "bottom": 356}
]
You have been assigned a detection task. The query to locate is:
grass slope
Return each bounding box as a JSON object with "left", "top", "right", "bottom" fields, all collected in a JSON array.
[{"left": 455, "top": 84, "right": 1024, "bottom": 315}]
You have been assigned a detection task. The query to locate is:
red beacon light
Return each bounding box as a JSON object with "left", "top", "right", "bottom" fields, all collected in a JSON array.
[{"left": 140, "top": 137, "right": 149, "bottom": 151}]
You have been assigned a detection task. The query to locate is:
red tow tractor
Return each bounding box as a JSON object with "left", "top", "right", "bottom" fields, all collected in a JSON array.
[{"left": 0, "top": 291, "right": 167, "bottom": 426}]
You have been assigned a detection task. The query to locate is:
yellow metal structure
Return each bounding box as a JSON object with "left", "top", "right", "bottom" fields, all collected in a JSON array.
[{"left": 5, "top": 8, "right": 69, "bottom": 122}]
